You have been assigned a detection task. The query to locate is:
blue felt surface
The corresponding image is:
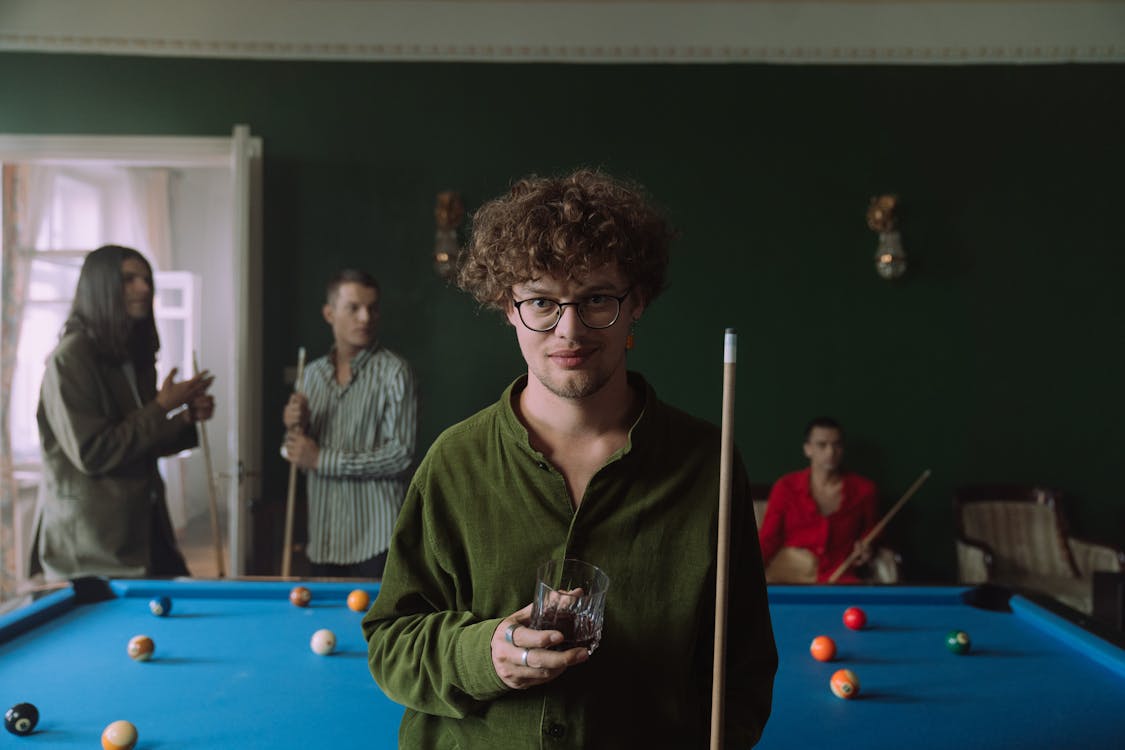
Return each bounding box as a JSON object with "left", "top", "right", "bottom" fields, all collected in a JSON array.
[
  {"left": 4, "top": 583, "right": 1124, "bottom": 749},
  {"left": 758, "top": 587, "right": 1125, "bottom": 749},
  {"left": 0, "top": 580, "right": 401, "bottom": 749}
]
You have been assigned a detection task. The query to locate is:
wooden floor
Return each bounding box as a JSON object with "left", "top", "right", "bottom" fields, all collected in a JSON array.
[{"left": 177, "top": 511, "right": 229, "bottom": 578}]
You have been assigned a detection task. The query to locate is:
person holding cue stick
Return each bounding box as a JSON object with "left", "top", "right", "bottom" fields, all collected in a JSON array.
[
  {"left": 758, "top": 417, "right": 880, "bottom": 584},
  {"left": 281, "top": 269, "right": 418, "bottom": 579},
  {"left": 364, "top": 170, "right": 776, "bottom": 748}
]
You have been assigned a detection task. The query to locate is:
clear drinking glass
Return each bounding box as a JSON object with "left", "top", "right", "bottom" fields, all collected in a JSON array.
[{"left": 530, "top": 558, "right": 610, "bottom": 653}]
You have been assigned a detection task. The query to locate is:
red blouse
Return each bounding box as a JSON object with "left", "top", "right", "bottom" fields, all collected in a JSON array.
[{"left": 758, "top": 468, "right": 878, "bottom": 583}]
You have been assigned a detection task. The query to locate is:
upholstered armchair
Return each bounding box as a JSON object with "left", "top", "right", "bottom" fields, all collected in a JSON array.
[
  {"left": 954, "top": 485, "right": 1125, "bottom": 614},
  {"left": 751, "top": 484, "right": 901, "bottom": 584}
]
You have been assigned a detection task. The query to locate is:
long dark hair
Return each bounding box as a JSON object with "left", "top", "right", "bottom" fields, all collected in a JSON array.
[{"left": 64, "top": 244, "right": 160, "bottom": 365}]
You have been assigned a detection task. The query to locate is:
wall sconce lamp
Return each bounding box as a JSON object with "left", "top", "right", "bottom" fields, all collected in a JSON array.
[
  {"left": 434, "top": 191, "right": 465, "bottom": 280},
  {"left": 867, "top": 194, "right": 906, "bottom": 280}
]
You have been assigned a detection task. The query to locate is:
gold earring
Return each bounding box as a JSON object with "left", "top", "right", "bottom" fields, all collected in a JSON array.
[{"left": 626, "top": 323, "right": 636, "bottom": 351}]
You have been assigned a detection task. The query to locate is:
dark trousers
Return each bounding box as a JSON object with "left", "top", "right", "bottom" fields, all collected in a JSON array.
[
  {"left": 149, "top": 509, "right": 190, "bottom": 577},
  {"left": 309, "top": 550, "right": 387, "bottom": 579}
]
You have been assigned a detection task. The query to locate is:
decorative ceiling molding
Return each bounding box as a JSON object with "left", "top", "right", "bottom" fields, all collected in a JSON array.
[{"left": 0, "top": 0, "right": 1121, "bottom": 64}]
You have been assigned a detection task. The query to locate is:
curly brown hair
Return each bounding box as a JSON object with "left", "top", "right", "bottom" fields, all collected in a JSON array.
[{"left": 457, "top": 169, "right": 673, "bottom": 311}]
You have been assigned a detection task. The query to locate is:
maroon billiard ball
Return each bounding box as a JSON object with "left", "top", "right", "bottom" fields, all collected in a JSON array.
[{"left": 289, "top": 586, "right": 312, "bottom": 607}]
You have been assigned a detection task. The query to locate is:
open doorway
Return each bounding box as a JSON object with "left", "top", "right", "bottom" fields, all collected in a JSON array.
[{"left": 0, "top": 127, "right": 262, "bottom": 598}]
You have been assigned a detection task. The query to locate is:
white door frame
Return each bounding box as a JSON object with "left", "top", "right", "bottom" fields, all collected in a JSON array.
[{"left": 0, "top": 126, "right": 263, "bottom": 576}]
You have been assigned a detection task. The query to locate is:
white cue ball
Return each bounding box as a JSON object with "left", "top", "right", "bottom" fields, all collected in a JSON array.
[{"left": 310, "top": 628, "right": 336, "bottom": 656}]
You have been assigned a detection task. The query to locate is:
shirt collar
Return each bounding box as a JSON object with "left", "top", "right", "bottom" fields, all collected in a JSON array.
[
  {"left": 330, "top": 342, "right": 380, "bottom": 376},
  {"left": 499, "top": 371, "right": 655, "bottom": 461}
]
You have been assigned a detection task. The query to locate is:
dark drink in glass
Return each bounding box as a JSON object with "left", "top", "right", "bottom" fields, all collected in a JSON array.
[{"left": 531, "top": 607, "right": 599, "bottom": 651}]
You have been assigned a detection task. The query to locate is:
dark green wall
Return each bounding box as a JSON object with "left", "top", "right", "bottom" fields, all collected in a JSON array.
[{"left": 3, "top": 52, "right": 1122, "bottom": 580}]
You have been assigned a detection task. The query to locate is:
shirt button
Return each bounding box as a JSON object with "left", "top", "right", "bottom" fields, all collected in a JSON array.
[
  {"left": 544, "top": 723, "right": 566, "bottom": 738},
  {"left": 536, "top": 461, "right": 548, "bottom": 470}
]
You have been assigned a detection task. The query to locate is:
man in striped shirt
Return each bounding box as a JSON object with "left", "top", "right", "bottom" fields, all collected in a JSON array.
[{"left": 283, "top": 269, "right": 418, "bottom": 577}]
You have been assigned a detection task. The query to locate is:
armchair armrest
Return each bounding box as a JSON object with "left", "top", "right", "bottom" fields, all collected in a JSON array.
[
  {"left": 956, "top": 537, "right": 993, "bottom": 584},
  {"left": 1068, "top": 536, "right": 1125, "bottom": 577},
  {"left": 868, "top": 546, "right": 902, "bottom": 585}
]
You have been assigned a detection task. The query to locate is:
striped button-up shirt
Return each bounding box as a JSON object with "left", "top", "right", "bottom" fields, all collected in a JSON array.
[{"left": 302, "top": 344, "right": 418, "bottom": 565}]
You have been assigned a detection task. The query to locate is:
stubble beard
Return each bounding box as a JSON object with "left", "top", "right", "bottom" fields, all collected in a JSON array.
[
  {"left": 531, "top": 349, "right": 621, "bottom": 401},
  {"left": 538, "top": 370, "right": 609, "bottom": 400}
]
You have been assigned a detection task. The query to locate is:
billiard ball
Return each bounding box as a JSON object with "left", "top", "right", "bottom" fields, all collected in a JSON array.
[
  {"left": 101, "top": 719, "right": 138, "bottom": 750},
  {"left": 830, "top": 668, "right": 860, "bottom": 700},
  {"left": 946, "top": 629, "right": 971, "bottom": 655},
  {"left": 289, "top": 586, "right": 312, "bottom": 607},
  {"left": 4, "top": 702, "right": 39, "bottom": 736},
  {"left": 842, "top": 606, "right": 867, "bottom": 630},
  {"left": 809, "top": 635, "right": 837, "bottom": 662},
  {"left": 127, "top": 635, "right": 155, "bottom": 661},
  {"left": 310, "top": 628, "right": 337, "bottom": 656},
  {"left": 347, "top": 589, "right": 370, "bottom": 613},
  {"left": 148, "top": 596, "right": 172, "bottom": 617}
]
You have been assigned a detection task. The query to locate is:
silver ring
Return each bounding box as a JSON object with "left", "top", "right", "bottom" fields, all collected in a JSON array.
[
  {"left": 520, "top": 648, "right": 530, "bottom": 667},
  {"left": 504, "top": 623, "right": 518, "bottom": 646}
]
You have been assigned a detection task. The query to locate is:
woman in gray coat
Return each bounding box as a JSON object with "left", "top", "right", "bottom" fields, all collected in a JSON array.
[{"left": 32, "top": 245, "right": 215, "bottom": 581}]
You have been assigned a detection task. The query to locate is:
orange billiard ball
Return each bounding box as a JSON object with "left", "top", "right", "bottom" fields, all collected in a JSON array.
[
  {"left": 830, "top": 668, "right": 860, "bottom": 700},
  {"left": 101, "top": 719, "right": 138, "bottom": 750},
  {"left": 809, "top": 635, "right": 837, "bottom": 662},
  {"left": 126, "top": 635, "right": 154, "bottom": 662},
  {"left": 347, "top": 589, "right": 370, "bottom": 613},
  {"left": 289, "top": 586, "right": 312, "bottom": 607}
]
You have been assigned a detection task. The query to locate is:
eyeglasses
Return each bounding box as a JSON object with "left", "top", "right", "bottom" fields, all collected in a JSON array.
[{"left": 512, "top": 289, "right": 631, "bottom": 332}]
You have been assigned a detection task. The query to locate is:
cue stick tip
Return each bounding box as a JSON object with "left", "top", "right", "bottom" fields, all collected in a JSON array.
[{"left": 723, "top": 329, "right": 737, "bottom": 363}]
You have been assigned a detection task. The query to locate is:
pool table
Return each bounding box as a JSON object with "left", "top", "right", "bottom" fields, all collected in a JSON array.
[
  {"left": 2, "top": 581, "right": 1123, "bottom": 748},
  {"left": 758, "top": 585, "right": 1125, "bottom": 749},
  {"left": 0, "top": 579, "right": 402, "bottom": 748}
]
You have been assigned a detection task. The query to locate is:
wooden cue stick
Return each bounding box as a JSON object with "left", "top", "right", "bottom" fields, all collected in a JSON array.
[
  {"left": 193, "top": 351, "right": 226, "bottom": 578},
  {"left": 280, "top": 346, "right": 307, "bottom": 579},
  {"left": 710, "top": 328, "right": 737, "bottom": 750},
  {"left": 826, "top": 468, "right": 932, "bottom": 584}
]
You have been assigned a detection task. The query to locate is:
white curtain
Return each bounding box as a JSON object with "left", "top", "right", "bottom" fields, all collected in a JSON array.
[
  {"left": 5, "top": 165, "right": 56, "bottom": 585},
  {"left": 124, "top": 167, "right": 192, "bottom": 531},
  {"left": 125, "top": 167, "right": 174, "bottom": 271}
]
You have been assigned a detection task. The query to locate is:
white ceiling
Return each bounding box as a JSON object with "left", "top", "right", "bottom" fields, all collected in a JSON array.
[{"left": 0, "top": 0, "right": 1122, "bottom": 64}]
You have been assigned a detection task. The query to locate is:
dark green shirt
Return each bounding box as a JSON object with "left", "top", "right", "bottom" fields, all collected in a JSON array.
[{"left": 363, "top": 373, "right": 776, "bottom": 748}]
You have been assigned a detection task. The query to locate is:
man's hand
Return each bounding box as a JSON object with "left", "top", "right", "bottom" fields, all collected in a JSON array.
[
  {"left": 182, "top": 393, "right": 216, "bottom": 424},
  {"left": 852, "top": 539, "right": 873, "bottom": 567},
  {"left": 283, "top": 393, "right": 309, "bottom": 431},
  {"left": 491, "top": 604, "right": 589, "bottom": 690},
  {"left": 157, "top": 368, "right": 214, "bottom": 414},
  {"left": 284, "top": 430, "right": 320, "bottom": 470}
]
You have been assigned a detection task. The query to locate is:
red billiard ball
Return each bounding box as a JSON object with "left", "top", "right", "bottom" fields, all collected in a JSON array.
[
  {"left": 809, "top": 635, "right": 837, "bottom": 662},
  {"left": 347, "top": 589, "right": 370, "bottom": 613},
  {"left": 843, "top": 606, "right": 867, "bottom": 630},
  {"left": 126, "top": 635, "right": 154, "bottom": 661},
  {"left": 101, "top": 719, "right": 138, "bottom": 750},
  {"left": 289, "top": 586, "right": 312, "bottom": 607},
  {"left": 830, "top": 668, "right": 860, "bottom": 699}
]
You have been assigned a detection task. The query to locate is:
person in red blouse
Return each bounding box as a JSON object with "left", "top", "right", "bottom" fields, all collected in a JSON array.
[{"left": 758, "top": 417, "right": 878, "bottom": 583}]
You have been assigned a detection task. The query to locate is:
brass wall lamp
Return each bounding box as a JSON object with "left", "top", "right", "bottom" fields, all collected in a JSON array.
[
  {"left": 434, "top": 191, "right": 465, "bottom": 280},
  {"left": 867, "top": 194, "right": 906, "bottom": 280}
]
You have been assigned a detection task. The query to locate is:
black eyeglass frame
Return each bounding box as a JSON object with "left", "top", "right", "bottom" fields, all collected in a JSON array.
[{"left": 511, "top": 289, "right": 632, "bottom": 332}]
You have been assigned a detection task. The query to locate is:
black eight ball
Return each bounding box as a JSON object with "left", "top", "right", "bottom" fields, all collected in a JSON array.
[{"left": 5, "top": 702, "right": 39, "bottom": 736}]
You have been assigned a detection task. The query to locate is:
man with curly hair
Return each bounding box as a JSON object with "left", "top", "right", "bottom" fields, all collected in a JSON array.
[{"left": 363, "top": 169, "right": 776, "bottom": 748}]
